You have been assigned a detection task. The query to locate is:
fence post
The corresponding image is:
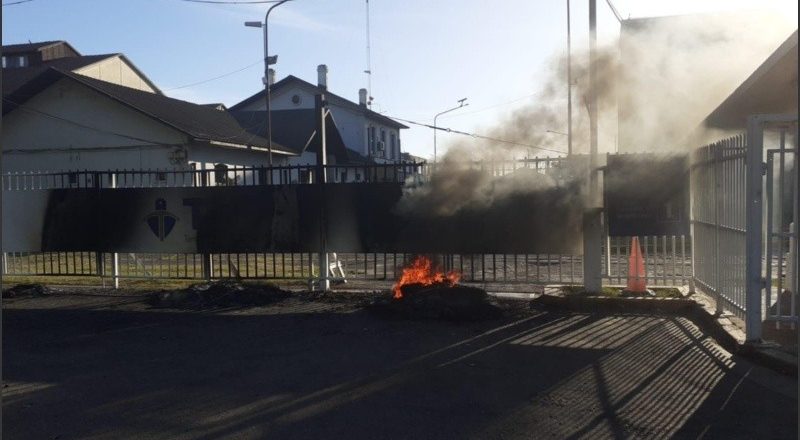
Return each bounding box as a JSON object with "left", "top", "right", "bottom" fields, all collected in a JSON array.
[
  {"left": 713, "top": 144, "right": 723, "bottom": 314},
  {"left": 745, "top": 116, "right": 765, "bottom": 342},
  {"left": 315, "top": 93, "right": 330, "bottom": 291}
]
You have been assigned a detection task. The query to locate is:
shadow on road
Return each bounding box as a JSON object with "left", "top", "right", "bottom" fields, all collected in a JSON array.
[{"left": 2, "top": 299, "right": 796, "bottom": 439}]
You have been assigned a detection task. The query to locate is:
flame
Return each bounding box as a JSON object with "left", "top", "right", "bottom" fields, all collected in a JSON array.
[{"left": 392, "top": 256, "right": 461, "bottom": 299}]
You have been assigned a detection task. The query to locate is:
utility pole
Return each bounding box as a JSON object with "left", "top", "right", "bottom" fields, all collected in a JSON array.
[
  {"left": 315, "top": 94, "right": 330, "bottom": 291},
  {"left": 583, "top": 0, "right": 603, "bottom": 293},
  {"left": 567, "top": 0, "right": 573, "bottom": 156}
]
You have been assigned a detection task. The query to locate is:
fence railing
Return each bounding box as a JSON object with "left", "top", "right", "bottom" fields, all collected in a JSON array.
[
  {"left": 1, "top": 158, "right": 572, "bottom": 190},
  {"left": 690, "top": 134, "right": 748, "bottom": 320}
]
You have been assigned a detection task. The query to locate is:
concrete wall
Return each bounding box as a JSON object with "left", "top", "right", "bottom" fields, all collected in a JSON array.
[{"left": 74, "top": 56, "right": 158, "bottom": 94}]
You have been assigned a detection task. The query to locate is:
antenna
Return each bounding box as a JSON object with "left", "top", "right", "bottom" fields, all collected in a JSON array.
[{"left": 364, "top": 0, "right": 373, "bottom": 108}]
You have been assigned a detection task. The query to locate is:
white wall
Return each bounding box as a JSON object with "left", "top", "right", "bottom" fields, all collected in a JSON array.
[
  {"left": 74, "top": 56, "right": 158, "bottom": 94},
  {"left": 240, "top": 81, "right": 403, "bottom": 161},
  {"left": 2, "top": 78, "right": 292, "bottom": 173}
]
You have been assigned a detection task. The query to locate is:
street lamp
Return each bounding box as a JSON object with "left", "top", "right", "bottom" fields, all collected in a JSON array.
[
  {"left": 245, "top": 0, "right": 292, "bottom": 166},
  {"left": 433, "top": 98, "right": 468, "bottom": 164}
]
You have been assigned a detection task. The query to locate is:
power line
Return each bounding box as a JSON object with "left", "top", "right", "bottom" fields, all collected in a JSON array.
[
  {"left": 438, "top": 93, "right": 539, "bottom": 119},
  {"left": 2, "top": 0, "right": 35, "bottom": 6},
  {"left": 387, "top": 115, "right": 566, "bottom": 156},
  {"left": 2, "top": 98, "right": 182, "bottom": 147},
  {"left": 178, "top": 0, "right": 284, "bottom": 4},
  {"left": 163, "top": 60, "right": 262, "bottom": 91}
]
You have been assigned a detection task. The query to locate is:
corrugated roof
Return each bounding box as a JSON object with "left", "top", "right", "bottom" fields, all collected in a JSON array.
[{"left": 230, "top": 75, "right": 409, "bottom": 129}]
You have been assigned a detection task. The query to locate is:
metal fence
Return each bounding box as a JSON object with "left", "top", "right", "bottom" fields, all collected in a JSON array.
[
  {"left": 690, "top": 134, "right": 748, "bottom": 320},
  {"left": 2, "top": 159, "right": 691, "bottom": 289}
]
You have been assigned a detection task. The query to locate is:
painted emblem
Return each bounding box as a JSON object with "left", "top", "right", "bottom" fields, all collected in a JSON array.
[{"left": 145, "top": 198, "right": 178, "bottom": 241}]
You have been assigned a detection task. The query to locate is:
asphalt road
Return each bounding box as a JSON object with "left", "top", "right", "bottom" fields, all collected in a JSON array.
[{"left": 2, "top": 292, "right": 796, "bottom": 439}]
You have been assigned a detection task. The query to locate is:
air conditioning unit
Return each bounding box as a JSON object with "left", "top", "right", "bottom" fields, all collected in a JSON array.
[{"left": 376, "top": 141, "right": 386, "bottom": 151}]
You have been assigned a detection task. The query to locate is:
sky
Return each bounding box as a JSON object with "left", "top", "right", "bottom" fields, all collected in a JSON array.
[{"left": 2, "top": 0, "right": 797, "bottom": 159}]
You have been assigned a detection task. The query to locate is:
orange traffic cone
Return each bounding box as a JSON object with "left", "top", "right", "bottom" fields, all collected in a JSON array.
[{"left": 627, "top": 237, "right": 647, "bottom": 293}]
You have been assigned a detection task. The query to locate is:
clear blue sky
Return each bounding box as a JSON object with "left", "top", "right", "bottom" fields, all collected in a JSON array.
[{"left": 2, "top": 0, "right": 796, "bottom": 158}]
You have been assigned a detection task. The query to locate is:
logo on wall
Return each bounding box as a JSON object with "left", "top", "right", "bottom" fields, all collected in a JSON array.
[{"left": 145, "top": 198, "right": 178, "bottom": 241}]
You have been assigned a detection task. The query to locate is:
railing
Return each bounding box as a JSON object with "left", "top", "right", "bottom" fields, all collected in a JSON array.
[
  {"left": 1, "top": 158, "right": 570, "bottom": 190},
  {"left": 690, "top": 134, "right": 748, "bottom": 320},
  {"left": 1, "top": 157, "right": 694, "bottom": 289}
]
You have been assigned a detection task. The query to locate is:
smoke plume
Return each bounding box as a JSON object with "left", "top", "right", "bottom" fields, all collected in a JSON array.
[{"left": 398, "top": 10, "right": 796, "bottom": 218}]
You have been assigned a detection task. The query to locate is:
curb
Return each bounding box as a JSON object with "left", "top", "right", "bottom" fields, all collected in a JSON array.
[{"left": 531, "top": 293, "right": 797, "bottom": 377}]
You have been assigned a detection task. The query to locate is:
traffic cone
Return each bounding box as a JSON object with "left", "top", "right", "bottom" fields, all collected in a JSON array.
[{"left": 627, "top": 237, "right": 647, "bottom": 293}]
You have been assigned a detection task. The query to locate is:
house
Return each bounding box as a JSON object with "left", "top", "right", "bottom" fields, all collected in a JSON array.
[
  {"left": 2, "top": 41, "right": 296, "bottom": 181},
  {"left": 2, "top": 40, "right": 160, "bottom": 95},
  {"left": 230, "top": 65, "right": 408, "bottom": 164}
]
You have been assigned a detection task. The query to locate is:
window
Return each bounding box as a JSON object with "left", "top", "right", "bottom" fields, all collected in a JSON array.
[
  {"left": 368, "top": 126, "right": 376, "bottom": 154},
  {"left": 390, "top": 133, "right": 396, "bottom": 160},
  {"left": 18, "top": 56, "right": 27, "bottom": 67},
  {"left": 1, "top": 57, "right": 6, "bottom": 68}
]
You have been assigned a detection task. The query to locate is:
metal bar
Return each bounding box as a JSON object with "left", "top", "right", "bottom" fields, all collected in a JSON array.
[{"left": 745, "top": 117, "right": 764, "bottom": 341}]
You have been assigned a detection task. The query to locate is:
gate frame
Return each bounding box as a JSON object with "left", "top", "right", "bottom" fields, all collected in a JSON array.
[{"left": 745, "top": 113, "right": 798, "bottom": 342}]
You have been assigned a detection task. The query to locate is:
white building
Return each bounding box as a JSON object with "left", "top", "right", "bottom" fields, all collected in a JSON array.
[
  {"left": 2, "top": 41, "right": 294, "bottom": 180},
  {"left": 230, "top": 65, "right": 408, "bottom": 164}
]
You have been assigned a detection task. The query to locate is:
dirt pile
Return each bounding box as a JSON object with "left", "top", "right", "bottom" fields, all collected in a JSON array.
[
  {"left": 147, "top": 280, "right": 290, "bottom": 310},
  {"left": 370, "top": 283, "right": 502, "bottom": 321},
  {"left": 2, "top": 284, "right": 51, "bottom": 299}
]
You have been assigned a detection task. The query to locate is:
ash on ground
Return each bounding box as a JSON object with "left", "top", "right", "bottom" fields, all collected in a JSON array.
[
  {"left": 146, "top": 280, "right": 290, "bottom": 310},
  {"left": 2, "top": 284, "right": 51, "bottom": 299},
  {"left": 369, "top": 283, "right": 503, "bottom": 321}
]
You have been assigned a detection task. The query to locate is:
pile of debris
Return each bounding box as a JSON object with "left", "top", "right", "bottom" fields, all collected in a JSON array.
[
  {"left": 146, "top": 280, "right": 290, "bottom": 310},
  {"left": 370, "top": 283, "right": 502, "bottom": 321},
  {"left": 2, "top": 283, "right": 51, "bottom": 299}
]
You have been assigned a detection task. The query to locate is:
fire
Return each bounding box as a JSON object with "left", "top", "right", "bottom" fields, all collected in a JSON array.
[{"left": 392, "top": 256, "right": 461, "bottom": 299}]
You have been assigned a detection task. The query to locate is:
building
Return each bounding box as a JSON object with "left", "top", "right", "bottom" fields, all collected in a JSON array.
[
  {"left": 2, "top": 67, "right": 294, "bottom": 178},
  {"left": 2, "top": 41, "right": 296, "bottom": 179},
  {"left": 231, "top": 65, "right": 408, "bottom": 164},
  {"left": 2, "top": 40, "right": 159, "bottom": 95}
]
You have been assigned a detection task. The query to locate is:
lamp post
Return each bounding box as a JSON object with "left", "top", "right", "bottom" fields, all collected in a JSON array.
[
  {"left": 433, "top": 98, "right": 468, "bottom": 164},
  {"left": 245, "top": 0, "right": 291, "bottom": 166}
]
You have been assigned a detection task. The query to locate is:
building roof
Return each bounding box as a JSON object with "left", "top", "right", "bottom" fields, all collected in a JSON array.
[
  {"left": 2, "top": 40, "right": 80, "bottom": 55},
  {"left": 230, "top": 109, "right": 354, "bottom": 162},
  {"left": 230, "top": 75, "right": 409, "bottom": 129},
  {"left": 3, "top": 68, "right": 294, "bottom": 154},
  {"left": 2, "top": 54, "right": 118, "bottom": 95},
  {"left": 703, "top": 30, "right": 798, "bottom": 129}
]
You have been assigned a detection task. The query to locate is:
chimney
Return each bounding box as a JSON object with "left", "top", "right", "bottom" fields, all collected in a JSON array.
[
  {"left": 358, "top": 88, "right": 368, "bottom": 106},
  {"left": 317, "top": 64, "right": 328, "bottom": 89},
  {"left": 267, "top": 68, "right": 276, "bottom": 86}
]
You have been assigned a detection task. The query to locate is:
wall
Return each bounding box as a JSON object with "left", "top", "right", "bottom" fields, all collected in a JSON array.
[
  {"left": 74, "top": 56, "right": 158, "bottom": 93},
  {"left": 2, "top": 77, "right": 186, "bottom": 172},
  {"left": 239, "top": 81, "right": 402, "bottom": 162}
]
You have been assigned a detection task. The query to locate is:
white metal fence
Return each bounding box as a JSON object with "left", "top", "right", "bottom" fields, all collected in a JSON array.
[{"left": 2, "top": 159, "right": 692, "bottom": 289}]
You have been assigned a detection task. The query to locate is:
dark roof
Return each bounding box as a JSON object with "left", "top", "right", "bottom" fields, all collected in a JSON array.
[
  {"left": 2, "top": 54, "right": 118, "bottom": 95},
  {"left": 2, "top": 40, "right": 79, "bottom": 55},
  {"left": 230, "top": 75, "right": 409, "bottom": 129},
  {"left": 230, "top": 109, "right": 351, "bottom": 162},
  {"left": 703, "top": 30, "right": 798, "bottom": 129},
  {"left": 3, "top": 68, "right": 294, "bottom": 154}
]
